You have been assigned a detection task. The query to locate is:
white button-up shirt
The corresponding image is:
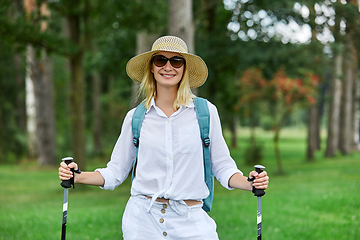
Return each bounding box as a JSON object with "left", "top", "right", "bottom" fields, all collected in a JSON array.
[{"left": 96, "top": 98, "right": 242, "bottom": 201}]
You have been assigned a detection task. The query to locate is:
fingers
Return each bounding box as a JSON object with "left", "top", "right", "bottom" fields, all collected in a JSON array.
[
  {"left": 249, "top": 171, "right": 269, "bottom": 190},
  {"left": 249, "top": 170, "right": 257, "bottom": 179},
  {"left": 58, "top": 166, "right": 72, "bottom": 180},
  {"left": 58, "top": 162, "right": 78, "bottom": 180},
  {"left": 253, "top": 178, "right": 269, "bottom": 189}
]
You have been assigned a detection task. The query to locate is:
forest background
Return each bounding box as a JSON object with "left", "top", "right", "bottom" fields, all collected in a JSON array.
[
  {"left": 1, "top": 0, "right": 360, "bottom": 170},
  {"left": 1, "top": 0, "right": 360, "bottom": 239}
]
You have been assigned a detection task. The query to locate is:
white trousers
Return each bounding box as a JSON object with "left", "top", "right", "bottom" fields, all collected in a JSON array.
[{"left": 122, "top": 195, "right": 219, "bottom": 240}]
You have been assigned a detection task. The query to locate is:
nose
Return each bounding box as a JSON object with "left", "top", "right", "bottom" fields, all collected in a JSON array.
[{"left": 163, "top": 60, "right": 173, "bottom": 70}]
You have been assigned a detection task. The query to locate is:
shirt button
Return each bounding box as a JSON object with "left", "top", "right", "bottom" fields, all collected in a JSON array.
[
  {"left": 159, "top": 218, "right": 164, "bottom": 223},
  {"left": 161, "top": 209, "right": 166, "bottom": 214},
  {"left": 163, "top": 204, "right": 167, "bottom": 209},
  {"left": 163, "top": 231, "right": 167, "bottom": 236}
]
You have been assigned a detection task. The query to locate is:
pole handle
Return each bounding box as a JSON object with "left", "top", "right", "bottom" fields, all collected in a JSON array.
[
  {"left": 60, "top": 157, "right": 74, "bottom": 189},
  {"left": 253, "top": 165, "right": 265, "bottom": 197}
]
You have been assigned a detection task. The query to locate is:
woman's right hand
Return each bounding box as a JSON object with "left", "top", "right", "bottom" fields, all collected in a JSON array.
[{"left": 58, "top": 161, "right": 79, "bottom": 181}]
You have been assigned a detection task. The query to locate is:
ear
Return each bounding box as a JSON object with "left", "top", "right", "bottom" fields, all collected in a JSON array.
[{"left": 150, "top": 65, "right": 154, "bottom": 73}]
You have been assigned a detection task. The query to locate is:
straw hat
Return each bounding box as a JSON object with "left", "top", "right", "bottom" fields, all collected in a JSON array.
[{"left": 126, "top": 36, "right": 208, "bottom": 89}]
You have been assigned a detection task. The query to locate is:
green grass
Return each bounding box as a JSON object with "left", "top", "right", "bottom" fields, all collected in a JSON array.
[{"left": 1, "top": 128, "right": 359, "bottom": 239}]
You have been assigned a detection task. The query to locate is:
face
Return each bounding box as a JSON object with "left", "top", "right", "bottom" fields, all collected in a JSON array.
[{"left": 151, "top": 51, "right": 185, "bottom": 90}]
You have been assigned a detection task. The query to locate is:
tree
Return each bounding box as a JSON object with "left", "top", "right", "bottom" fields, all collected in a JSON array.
[
  {"left": 25, "top": 45, "right": 38, "bottom": 158},
  {"left": 0, "top": 0, "right": 169, "bottom": 163},
  {"left": 235, "top": 68, "right": 266, "bottom": 139},
  {"left": 305, "top": 3, "right": 322, "bottom": 161},
  {"left": 61, "top": 0, "right": 87, "bottom": 169},
  {"left": 266, "top": 70, "right": 319, "bottom": 174},
  {"left": 325, "top": 0, "right": 343, "bottom": 157},
  {"left": 235, "top": 68, "right": 267, "bottom": 165},
  {"left": 24, "top": 0, "right": 56, "bottom": 165},
  {"left": 338, "top": 0, "right": 359, "bottom": 155},
  {"left": 24, "top": 0, "right": 38, "bottom": 159},
  {"left": 168, "top": 0, "right": 194, "bottom": 53}
]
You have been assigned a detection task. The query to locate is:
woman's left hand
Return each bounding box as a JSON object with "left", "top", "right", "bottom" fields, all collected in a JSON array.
[{"left": 249, "top": 170, "right": 269, "bottom": 190}]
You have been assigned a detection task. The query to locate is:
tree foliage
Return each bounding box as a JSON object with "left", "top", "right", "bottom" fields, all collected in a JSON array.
[
  {"left": 0, "top": 0, "right": 359, "bottom": 167},
  {"left": 234, "top": 66, "right": 319, "bottom": 173}
]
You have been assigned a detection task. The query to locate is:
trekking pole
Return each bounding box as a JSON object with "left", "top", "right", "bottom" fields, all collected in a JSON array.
[
  {"left": 248, "top": 165, "right": 266, "bottom": 240},
  {"left": 60, "top": 157, "right": 75, "bottom": 240}
]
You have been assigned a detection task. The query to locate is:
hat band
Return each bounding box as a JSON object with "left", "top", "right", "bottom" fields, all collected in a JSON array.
[{"left": 152, "top": 42, "right": 187, "bottom": 53}]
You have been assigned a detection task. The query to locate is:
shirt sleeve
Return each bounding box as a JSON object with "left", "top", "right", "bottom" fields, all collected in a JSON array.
[
  {"left": 207, "top": 101, "right": 242, "bottom": 190},
  {"left": 95, "top": 109, "right": 136, "bottom": 190}
]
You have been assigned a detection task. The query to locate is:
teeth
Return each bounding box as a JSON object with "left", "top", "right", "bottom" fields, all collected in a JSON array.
[{"left": 162, "top": 74, "right": 174, "bottom": 77}]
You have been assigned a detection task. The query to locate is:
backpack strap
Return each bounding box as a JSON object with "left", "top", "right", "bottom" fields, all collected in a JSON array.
[
  {"left": 131, "top": 102, "right": 147, "bottom": 182},
  {"left": 194, "top": 97, "right": 214, "bottom": 212}
]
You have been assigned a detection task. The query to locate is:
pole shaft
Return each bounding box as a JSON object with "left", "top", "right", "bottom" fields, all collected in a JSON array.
[
  {"left": 257, "top": 197, "right": 262, "bottom": 240},
  {"left": 61, "top": 188, "right": 69, "bottom": 240}
]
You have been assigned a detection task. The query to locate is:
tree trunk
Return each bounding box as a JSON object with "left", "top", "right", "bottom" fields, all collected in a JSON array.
[
  {"left": 307, "top": 105, "right": 318, "bottom": 161},
  {"left": 350, "top": 43, "right": 359, "bottom": 150},
  {"left": 305, "top": 4, "right": 321, "bottom": 160},
  {"left": 351, "top": 71, "right": 359, "bottom": 150},
  {"left": 25, "top": 45, "right": 38, "bottom": 159},
  {"left": 168, "top": 0, "right": 197, "bottom": 95},
  {"left": 24, "top": 1, "right": 56, "bottom": 165},
  {"left": 339, "top": 0, "right": 358, "bottom": 155},
  {"left": 325, "top": 54, "right": 342, "bottom": 157},
  {"left": 131, "top": 31, "right": 159, "bottom": 108},
  {"left": 348, "top": 0, "right": 359, "bottom": 151},
  {"left": 168, "top": 0, "right": 194, "bottom": 53},
  {"left": 68, "top": 9, "right": 86, "bottom": 169},
  {"left": 32, "top": 49, "right": 56, "bottom": 165},
  {"left": 339, "top": 37, "right": 355, "bottom": 155},
  {"left": 325, "top": 0, "right": 343, "bottom": 157}
]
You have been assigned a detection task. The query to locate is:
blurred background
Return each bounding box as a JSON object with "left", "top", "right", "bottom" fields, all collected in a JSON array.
[{"left": 0, "top": 0, "right": 359, "bottom": 239}]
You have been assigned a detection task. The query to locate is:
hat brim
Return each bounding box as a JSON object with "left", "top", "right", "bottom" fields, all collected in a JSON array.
[{"left": 126, "top": 50, "right": 208, "bottom": 89}]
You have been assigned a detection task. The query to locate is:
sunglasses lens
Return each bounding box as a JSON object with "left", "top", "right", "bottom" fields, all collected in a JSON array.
[
  {"left": 152, "top": 55, "right": 185, "bottom": 68},
  {"left": 153, "top": 55, "right": 167, "bottom": 67},
  {"left": 170, "top": 57, "right": 185, "bottom": 68}
]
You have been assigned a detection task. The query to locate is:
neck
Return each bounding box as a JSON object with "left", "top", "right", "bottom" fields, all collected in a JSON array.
[{"left": 155, "top": 84, "right": 178, "bottom": 117}]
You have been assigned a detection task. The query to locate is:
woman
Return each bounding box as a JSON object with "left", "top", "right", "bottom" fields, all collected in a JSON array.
[{"left": 59, "top": 36, "right": 269, "bottom": 239}]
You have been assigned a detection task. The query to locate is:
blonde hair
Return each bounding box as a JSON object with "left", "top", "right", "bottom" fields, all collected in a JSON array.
[{"left": 137, "top": 61, "right": 195, "bottom": 110}]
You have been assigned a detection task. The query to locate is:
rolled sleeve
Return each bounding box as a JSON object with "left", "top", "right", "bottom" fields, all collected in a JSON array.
[
  {"left": 95, "top": 168, "right": 117, "bottom": 190},
  {"left": 218, "top": 169, "right": 243, "bottom": 190}
]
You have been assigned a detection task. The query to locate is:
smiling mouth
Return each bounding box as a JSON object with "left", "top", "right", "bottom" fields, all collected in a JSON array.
[{"left": 161, "top": 74, "right": 175, "bottom": 78}]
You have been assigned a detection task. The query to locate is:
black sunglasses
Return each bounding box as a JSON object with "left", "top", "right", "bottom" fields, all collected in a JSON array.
[{"left": 152, "top": 55, "right": 185, "bottom": 68}]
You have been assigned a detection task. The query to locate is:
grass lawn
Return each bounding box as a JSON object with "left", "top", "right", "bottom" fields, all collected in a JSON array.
[{"left": 1, "top": 128, "right": 359, "bottom": 239}]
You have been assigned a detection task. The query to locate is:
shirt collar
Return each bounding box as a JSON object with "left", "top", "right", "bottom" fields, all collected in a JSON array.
[
  {"left": 148, "top": 97, "right": 195, "bottom": 113},
  {"left": 148, "top": 97, "right": 156, "bottom": 113}
]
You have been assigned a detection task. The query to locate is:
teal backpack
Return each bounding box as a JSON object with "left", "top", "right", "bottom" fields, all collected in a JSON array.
[{"left": 131, "top": 97, "right": 214, "bottom": 212}]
